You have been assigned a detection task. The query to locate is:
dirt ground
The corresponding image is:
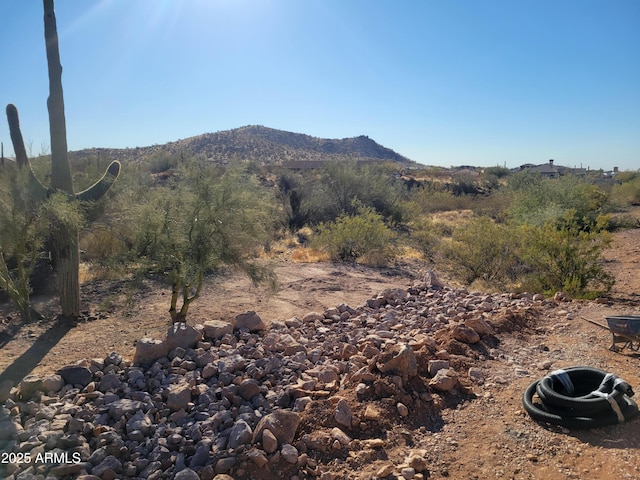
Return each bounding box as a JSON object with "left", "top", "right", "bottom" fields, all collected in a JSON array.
[{"left": 1, "top": 208, "right": 640, "bottom": 480}]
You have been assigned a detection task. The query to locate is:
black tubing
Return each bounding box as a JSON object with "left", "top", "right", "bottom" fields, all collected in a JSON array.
[
  {"left": 523, "top": 379, "right": 638, "bottom": 429},
  {"left": 535, "top": 366, "right": 632, "bottom": 415},
  {"left": 536, "top": 393, "right": 631, "bottom": 418},
  {"left": 522, "top": 367, "right": 639, "bottom": 429}
]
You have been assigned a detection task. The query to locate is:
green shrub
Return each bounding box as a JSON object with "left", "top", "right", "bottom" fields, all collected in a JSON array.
[
  {"left": 610, "top": 174, "right": 640, "bottom": 207},
  {"left": 410, "top": 218, "right": 442, "bottom": 260},
  {"left": 440, "top": 217, "right": 520, "bottom": 286},
  {"left": 0, "top": 169, "right": 48, "bottom": 322},
  {"left": 314, "top": 205, "right": 398, "bottom": 266},
  {"left": 307, "top": 161, "right": 407, "bottom": 224},
  {"left": 518, "top": 212, "right": 614, "bottom": 296},
  {"left": 507, "top": 172, "right": 609, "bottom": 227}
]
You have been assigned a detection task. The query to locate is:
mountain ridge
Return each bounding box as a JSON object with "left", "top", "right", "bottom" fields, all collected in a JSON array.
[{"left": 67, "top": 125, "right": 416, "bottom": 168}]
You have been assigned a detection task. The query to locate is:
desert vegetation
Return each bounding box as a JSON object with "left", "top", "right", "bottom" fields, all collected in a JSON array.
[
  {"left": 0, "top": 0, "right": 636, "bottom": 322},
  {"left": 2, "top": 146, "right": 638, "bottom": 325}
]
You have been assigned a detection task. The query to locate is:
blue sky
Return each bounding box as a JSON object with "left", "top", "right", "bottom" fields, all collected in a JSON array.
[{"left": 1, "top": 1, "right": 638, "bottom": 170}]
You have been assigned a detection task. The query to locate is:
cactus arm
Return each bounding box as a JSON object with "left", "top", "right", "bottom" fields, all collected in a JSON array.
[
  {"left": 43, "top": 0, "right": 73, "bottom": 193},
  {"left": 76, "top": 160, "right": 122, "bottom": 202},
  {"left": 5, "top": 104, "right": 50, "bottom": 201},
  {"left": 5, "top": 104, "right": 29, "bottom": 168}
]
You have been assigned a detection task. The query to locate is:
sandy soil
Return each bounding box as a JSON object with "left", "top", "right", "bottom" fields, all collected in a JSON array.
[{"left": 1, "top": 208, "right": 639, "bottom": 479}]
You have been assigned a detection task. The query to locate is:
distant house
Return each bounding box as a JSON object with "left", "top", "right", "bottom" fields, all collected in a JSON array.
[
  {"left": 535, "top": 159, "right": 560, "bottom": 178},
  {"left": 517, "top": 159, "right": 587, "bottom": 178}
]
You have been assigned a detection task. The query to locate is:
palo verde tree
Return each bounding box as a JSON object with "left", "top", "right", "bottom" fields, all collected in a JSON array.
[
  {"left": 4, "top": 0, "right": 121, "bottom": 317},
  {"left": 133, "top": 162, "right": 275, "bottom": 324}
]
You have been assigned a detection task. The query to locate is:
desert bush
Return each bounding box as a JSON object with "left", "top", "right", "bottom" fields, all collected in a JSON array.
[
  {"left": 79, "top": 226, "right": 130, "bottom": 273},
  {"left": 307, "top": 161, "right": 407, "bottom": 224},
  {"left": 518, "top": 211, "right": 614, "bottom": 296},
  {"left": 409, "top": 184, "right": 474, "bottom": 213},
  {"left": 440, "top": 217, "right": 520, "bottom": 286},
  {"left": 313, "top": 205, "right": 398, "bottom": 266},
  {"left": 409, "top": 218, "right": 442, "bottom": 260},
  {"left": 609, "top": 173, "right": 640, "bottom": 207},
  {"left": 484, "top": 166, "right": 510, "bottom": 179},
  {"left": 507, "top": 172, "right": 609, "bottom": 227},
  {"left": 131, "top": 162, "right": 276, "bottom": 322},
  {"left": 146, "top": 151, "right": 180, "bottom": 174},
  {"left": 0, "top": 169, "right": 49, "bottom": 322}
]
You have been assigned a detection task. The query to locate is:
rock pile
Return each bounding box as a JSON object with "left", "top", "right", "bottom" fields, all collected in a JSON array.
[{"left": 0, "top": 281, "right": 544, "bottom": 480}]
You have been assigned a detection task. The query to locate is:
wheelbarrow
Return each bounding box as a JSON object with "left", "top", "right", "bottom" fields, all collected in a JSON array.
[{"left": 581, "top": 315, "right": 640, "bottom": 352}]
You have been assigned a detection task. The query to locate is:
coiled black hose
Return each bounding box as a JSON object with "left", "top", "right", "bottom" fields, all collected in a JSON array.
[{"left": 522, "top": 366, "right": 638, "bottom": 429}]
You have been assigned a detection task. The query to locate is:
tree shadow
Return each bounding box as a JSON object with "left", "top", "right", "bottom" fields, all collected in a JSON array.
[{"left": 0, "top": 315, "right": 76, "bottom": 386}]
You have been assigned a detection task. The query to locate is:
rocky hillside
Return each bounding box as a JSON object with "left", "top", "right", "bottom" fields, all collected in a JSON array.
[{"left": 68, "top": 126, "right": 415, "bottom": 168}]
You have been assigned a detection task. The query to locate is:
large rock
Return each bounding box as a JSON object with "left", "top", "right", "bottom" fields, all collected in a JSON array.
[
  {"left": 19, "top": 375, "right": 43, "bottom": 399},
  {"left": 252, "top": 410, "right": 301, "bottom": 447},
  {"left": 228, "top": 419, "right": 253, "bottom": 449},
  {"left": 465, "top": 317, "right": 493, "bottom": 336},
  {"left": 233, "top": 311, "right": 266, "bottom": 332},
  {"left": 302, "top": 312, "right": 324, "bottom": 323},
  {"left": 167, "top": 382, "right": 192, "bottom": 411},
  {"left": 429, "top": 368, "right": 458, "bottom": 392},
  {"left": 452, "top": 324, "right": 480, "bottom": 344},
  {"left": 203, "top": 320, "right": 233, "bottom": 340},
  {"left": 42, "top": 374, "right": 64, "bottom": 393},
  {"left": 58, "top": 365, "right": 93, "bottom": 387},
  {"left": 133, "top": 338, "right": 169, "bottom": 366},
  {"left": 376, "top": 344, "right": 417, "bottom": 378},
  {"left": 425, "top": 270, "right": 445, "bottom": 288},
  {"left": 334, "top": 399, "right": 353, "bottom": 428},
  {"left": 166, "top": 323, "right": 202, "bottom": 351}
]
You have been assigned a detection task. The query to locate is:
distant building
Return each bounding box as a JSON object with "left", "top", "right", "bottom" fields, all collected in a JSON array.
[{"left": 517, "top": 159, "right": 587, "bottom": 178}]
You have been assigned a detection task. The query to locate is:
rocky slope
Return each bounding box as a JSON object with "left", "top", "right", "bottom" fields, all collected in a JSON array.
[
  {"left": 67, "top": 126, "right": 414, "bottom": 168},
  {"left": 0, "top": 277, "right": 555, "bottom": 480}
]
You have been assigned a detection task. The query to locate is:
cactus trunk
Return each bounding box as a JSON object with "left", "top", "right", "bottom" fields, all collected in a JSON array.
[
  {"left": 43, "top": 0, "right": 79, "bottom": 317},
  {"left": 3, "top": 0, "right": 120, "bottom": 320}
]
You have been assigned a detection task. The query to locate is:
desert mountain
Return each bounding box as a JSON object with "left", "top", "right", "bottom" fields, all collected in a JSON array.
[{"left": 69, "top": 125, "right": 416, "bottom": 168}]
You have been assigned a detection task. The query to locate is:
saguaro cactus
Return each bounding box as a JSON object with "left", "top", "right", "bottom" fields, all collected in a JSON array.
[{"left": 4, "top": 0, "right": 121, "bottom": 317}]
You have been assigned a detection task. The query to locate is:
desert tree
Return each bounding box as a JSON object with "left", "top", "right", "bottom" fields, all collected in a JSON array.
[{"left": 133, "top": 162, "right": 276, "bottom": 323}]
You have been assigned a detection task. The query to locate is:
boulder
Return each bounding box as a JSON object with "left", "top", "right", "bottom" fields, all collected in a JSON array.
[
  {"left": 167, "top": 382, "right": 192, "bottom": 411},
  {"left": 203, "top": 320, "right": 233, "bottom": 340},
  {"left": 252, "top": 410, "right": 301, "bottom": 447},
  {"left": 233, "top": 311, "right": 266, "bottom": 332},
  {"left": 58, "top": 365, "right": 93, "bottom": 387},
  {"left": 376, "top": 344, "right": 417, "bottom": 378},
  {"left": 425, "top": 270, "right": 445, "bottom": 288},
  {"left": 42, "top": 374, "right": 64, "bottom": 393},
  {"left": 429, "top": 368, "right": 458, "bottom": 392},
  {"left": 334, "top": 399, "right": 353, "bottom": 428},
  {"left": 19, "top": 375, "right": 43, "bottom": 399},
  {"left": 464, "top": 317, "right": 493, "bottom": 336},
  {"left": 452, "top": 324, "right": 480, "bottom": 344},
  {"left": 302, "top": 312, "right": 324, "bottom": 323},
  {"left": 174, "top": 469, "right": 200, "bottom": 480},
  {"left": 166, "top": 323, "right": 202, "bottom": 351},
  {"left": 133, "top": 338, "right": 169, "bottom": 366}
]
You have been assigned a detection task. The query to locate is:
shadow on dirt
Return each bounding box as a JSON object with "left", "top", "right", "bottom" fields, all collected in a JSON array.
[{"left": 0, "top": 316, "right": 76, "bottom": 386}]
